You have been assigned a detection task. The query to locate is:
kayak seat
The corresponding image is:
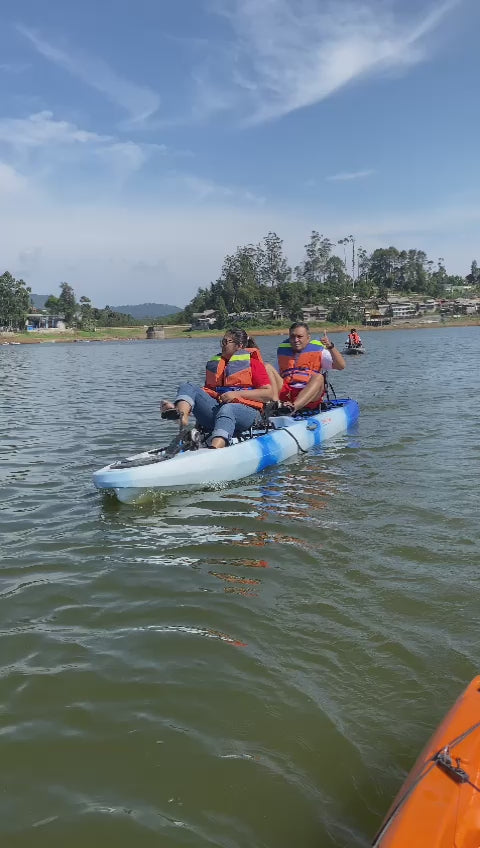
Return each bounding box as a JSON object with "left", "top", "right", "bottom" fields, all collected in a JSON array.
[{"left": 194, "top": 418, "right": 274, "bottom": 445}]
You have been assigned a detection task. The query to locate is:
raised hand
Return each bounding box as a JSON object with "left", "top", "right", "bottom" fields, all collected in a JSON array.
[{"left": 321, "top": 329, "right": 331, "bottom": 348}]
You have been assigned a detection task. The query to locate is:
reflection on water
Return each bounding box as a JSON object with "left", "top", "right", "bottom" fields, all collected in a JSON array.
[{"left": 1, "top": 329, "right": 479, "bottom": 847}]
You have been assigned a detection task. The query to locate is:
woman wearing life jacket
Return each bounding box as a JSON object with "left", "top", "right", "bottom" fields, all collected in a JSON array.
[
  {"left": 266, "top": 322, "right": 345, "bottom": 412},
  {"left": 347, "top": 328, "right": 362, "bottom": 348},
  {"left": 160, "top": 328, "right": 273, "bottom": 449}
]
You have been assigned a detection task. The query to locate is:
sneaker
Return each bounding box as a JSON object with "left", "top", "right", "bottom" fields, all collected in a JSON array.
[
  {"left": 161, "top": 407, "right": 180, "bottom": 421},
  {"left": 182, "top": 427, "right": 202, "bottom": 450}
]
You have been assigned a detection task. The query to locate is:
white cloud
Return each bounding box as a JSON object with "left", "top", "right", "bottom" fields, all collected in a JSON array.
[
  {"left": 173, "top": 172, "right": 265, "bottom": 204},
  {"left": 327, "top": 169, "right": 375, "bottom": 182},
  {"left": 0, "top": 161, "right": 28, "bottom": 195},
  {"left": 98, "top": 142, "right": 149, "bottom": 177},
  {"left": 0, "top": 189, "right": 477, "bottom": 306},
  {"left": 198, "top": 0, "right": 458, "bottom": 124},
  {"left": 17, "top": 25, "right": 160, "bottom": 125},
  {"left": 0, "top": 110, "right": 109, "bottom": 148},
  {"left": 0, "top": 111, "right": 160, "bottom": 183}
]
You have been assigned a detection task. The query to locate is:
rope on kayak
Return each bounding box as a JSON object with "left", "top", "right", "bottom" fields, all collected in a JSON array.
[
  {"left": 371, "top": 761, "right": 437, "bottom": 846},
  {"left": 373, "top": 720, "right": 480, "bottom": 845},
  {"left": 275, "top": 427, "right": 308, "bottom": 454},
  {"left": 443, "top": 718, "right": 480, "bottom": 750},
  {"left": 323, "top": 371, "right": 337, "bottom": 402},
  {"left": 434, "top": 749, "right": 480, "bottom": 792}
]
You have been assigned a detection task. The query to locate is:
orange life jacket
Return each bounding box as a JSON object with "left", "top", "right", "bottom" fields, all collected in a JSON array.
[
  {"left": 277, "top": 339, "right": 325, "bottom": 388},
  {"left": 203, "top": 347, "right": 264, "bottom": 410},
  {"left": 349, "top": 332, "right": 361, "bottom": 346}
]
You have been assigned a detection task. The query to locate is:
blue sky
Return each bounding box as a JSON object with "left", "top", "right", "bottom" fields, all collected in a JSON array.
[{"left": 0, "top": 0, "right": 478, "bottom": 306}]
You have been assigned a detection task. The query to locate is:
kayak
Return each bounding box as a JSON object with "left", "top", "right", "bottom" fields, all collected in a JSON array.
[
  {"left": 343, "top": 346, "right": 365, "bottom": 355},
  {"left": 372, "top": 676, "right": 480, "bottom": 847},
  {"left": 93, "top": 398, "right": 359, "bottom": 503}
]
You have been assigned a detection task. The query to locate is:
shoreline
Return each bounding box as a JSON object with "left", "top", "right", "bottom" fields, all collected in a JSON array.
[{"left": 1, "top": 317, "right": 478, "bottom": 345}]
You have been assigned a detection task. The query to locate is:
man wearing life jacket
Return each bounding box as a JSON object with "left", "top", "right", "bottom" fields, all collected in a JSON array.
[
  {"left": 348, "top": 328, "right": 362, "bottom": 348},
  {"left": 160, "top": 328, "right": 273, "bottom": 449},
  {"left": 265, "top": 321, "right": 345, "bottom": 412}
]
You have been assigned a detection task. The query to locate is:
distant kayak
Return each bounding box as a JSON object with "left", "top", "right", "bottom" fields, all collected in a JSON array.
[
  {"left": 343, "top": 346, "right": 365, "bottom": 355},
  {"left": 93, "top": 398, "right": 359, "bottom": 503},
  {"left": 373, "top": 676, "right": 480, "bottom": 847}
]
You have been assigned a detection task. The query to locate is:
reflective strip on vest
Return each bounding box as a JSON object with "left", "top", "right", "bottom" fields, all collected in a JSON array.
[
  {"left": 277, "top": 338, "right": 325, "bottom": 385},
  {"left": 203, "top": 348, "right": 264, "bottom": 410},
  {"left": 224, "top": 353, "right": 251, "bottom": 376}
]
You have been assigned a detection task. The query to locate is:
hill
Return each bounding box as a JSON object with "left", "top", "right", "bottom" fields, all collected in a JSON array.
[
  {"left": 111, "top": 302, "right": 182, "bottom": 319},
  {"left": 30, "top": 295, "right": 182, "bottom": 319},
  {"left": 30, "top": 294, "right": 49, "bottom": 309}
]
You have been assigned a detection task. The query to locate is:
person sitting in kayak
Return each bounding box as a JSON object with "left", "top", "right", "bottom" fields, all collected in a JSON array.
[
  {"left": 347, "top": 328, "right": 362, "bottom": 348},
  {"left": 160, "top": 328, "right": 273, "bottom": 449},
  {"left": 264, "top": 322, "right": 345, "bottom": 413}
]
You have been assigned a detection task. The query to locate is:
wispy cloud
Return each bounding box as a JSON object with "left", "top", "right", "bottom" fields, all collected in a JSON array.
[
  {"left": 0, "top": 108, "right": 255, "bottom": 201},
  {"left": 1, "top": 191, "right": 476, "bottom": 307},
  {"left": 198, "top": 0, "right": 458, "bottom": 124},
  {"left": 0, "top": 110, "right": 109, "bottom": 147},
  {"left": 0, "top": 161, "right": 28, "bottom": 195},
  {"left": 0, "top": 111, "right": 161, "bottom": 184},
  {"left": 169, "top": 172, "right": 265, "bottom": 204},
  {"left": 327, "top": 169, "right": 375, "bottom": 182},
  {"left": 17, "top": 24, "right": 160, "bottom": 126}
]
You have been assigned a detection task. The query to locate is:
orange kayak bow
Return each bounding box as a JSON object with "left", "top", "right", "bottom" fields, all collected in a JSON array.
[{"left": 373, "top": 676, "right": 480, "bottom": 847}]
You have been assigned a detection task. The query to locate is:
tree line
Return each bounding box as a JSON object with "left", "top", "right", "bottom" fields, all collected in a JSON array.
[
  {"left": 0, "top": 275, "right": 141, "bottom": 331},
  {"left": 180, "top": 232, "right": 480, "bottom": 326},
  {"left": 2, "top": 232, "right": 480, "bottom": 331}
]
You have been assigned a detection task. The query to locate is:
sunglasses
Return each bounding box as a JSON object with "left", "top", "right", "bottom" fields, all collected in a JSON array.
[{"left": 221, "top": 338, "right": 235, "bottom": 345}]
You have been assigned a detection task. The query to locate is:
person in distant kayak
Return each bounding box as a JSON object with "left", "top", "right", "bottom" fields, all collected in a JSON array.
[
  {"left": 347, "top": 328, "right": 362, "bottom": 348},
  {"left": 264, "top": 322, "right": 345, "bottom": 413},
  {"left": 160, "top": 328, "right": 273, "bottom": 449}
]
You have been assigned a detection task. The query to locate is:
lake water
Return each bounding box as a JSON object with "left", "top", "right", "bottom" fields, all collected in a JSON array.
[{"left": 1, "top": 326, "right": 479, "bottom": 847}]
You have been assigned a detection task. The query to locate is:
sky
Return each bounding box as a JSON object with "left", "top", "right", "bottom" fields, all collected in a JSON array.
[{"left": 0, "top": 0, "right": 478, "bottom": 307}]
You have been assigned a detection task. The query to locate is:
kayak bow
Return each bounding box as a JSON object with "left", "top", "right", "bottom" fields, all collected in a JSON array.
[{"left": 373, "top": 676, "right": 480, "bottom": 847}]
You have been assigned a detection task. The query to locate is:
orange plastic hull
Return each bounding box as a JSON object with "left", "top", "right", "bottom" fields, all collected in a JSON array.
[{"left": 373, "top": 676, "right": 480, "bottom": 847}]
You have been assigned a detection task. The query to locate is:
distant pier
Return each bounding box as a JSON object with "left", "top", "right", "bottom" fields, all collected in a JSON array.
[{"left": 146, "top": 325, "right": 165, "bottom": 340}]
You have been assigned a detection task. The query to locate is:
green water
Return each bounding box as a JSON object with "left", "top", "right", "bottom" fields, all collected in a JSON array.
[{"left": 1, "top": 326, "right": 479, "bottom": 847}]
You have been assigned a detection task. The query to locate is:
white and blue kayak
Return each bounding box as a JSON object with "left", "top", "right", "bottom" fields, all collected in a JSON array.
[{"left": 93, "top": 398, "right": 359, "bottom": 503}]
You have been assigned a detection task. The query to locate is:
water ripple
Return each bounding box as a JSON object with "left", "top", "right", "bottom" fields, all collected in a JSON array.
[{"left": 1, "top": 328, "right": 479, "bottom": 846}]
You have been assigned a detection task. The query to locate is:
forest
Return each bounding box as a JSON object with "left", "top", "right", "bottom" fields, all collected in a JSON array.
[
  {"left": 2, "top": 231, "right": 479, "bottom": 330},
  {"left": 179, "top": 231, "right": 479, "bottom": 326}
]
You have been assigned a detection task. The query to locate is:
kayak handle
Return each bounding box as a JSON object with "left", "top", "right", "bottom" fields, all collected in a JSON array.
[{"left": 433, "top": 747, "right": 469, "bottom": 783}]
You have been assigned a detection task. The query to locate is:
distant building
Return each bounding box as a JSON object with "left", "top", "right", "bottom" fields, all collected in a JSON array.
[
  {"left": 146, "top": 325, "right": 165, "bottom": 339},
  {"left": 301, "top": 304, "right": 328, "bottom": 322},
  {"left": 453, "top": 298, "right": 480, "bottom": 314},
  {"left": 362, "top": 311, "right": 391, "bottom": 327},
  {"left": 191, "top": 310, "right": 217, "bottom": 329},
  {"left": 414, "top": 299, "right": 437, "bottom": 314},
  {"left": 227, "top": 308, "right": 288, "bottom": 322},
  {"left": 25, "top": 313, "right": 66, "bottom": 331},
  {"left": 364, "top": 300, "right": 390, "bottom": 316},
  {"left": 444, "top": 284, "right": 473, "bottom": 294},
  {"left": 389, "top": 300, "right": 416, "bottom": 319}
]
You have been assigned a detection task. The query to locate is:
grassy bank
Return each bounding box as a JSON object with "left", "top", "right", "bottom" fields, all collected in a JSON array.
[
  {"left": 0, "top": 325, "right": 186, "bottom": 344},
  {"left": 1, "top": 316, "right": 478, "bottom": 345}
]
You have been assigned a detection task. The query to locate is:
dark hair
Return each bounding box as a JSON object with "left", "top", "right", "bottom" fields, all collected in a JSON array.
[
  {"left": 289, "top": 321, "right": 309, "bottom": 333},
  {"left": 350, "top": 328, "right": 356, "bottom": 333},
  {"left": 225, "top": 327, "right": 249, "bottom": 348}
]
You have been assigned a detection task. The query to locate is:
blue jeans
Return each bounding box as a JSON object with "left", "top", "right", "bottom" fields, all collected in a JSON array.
[{"left": 174, "top": 382, "right": 260, "bottom": 442}]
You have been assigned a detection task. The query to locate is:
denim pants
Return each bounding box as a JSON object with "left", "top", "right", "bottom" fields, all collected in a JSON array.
[{"left": 174, "top": 382, "right": 259, "bottom": 442}]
